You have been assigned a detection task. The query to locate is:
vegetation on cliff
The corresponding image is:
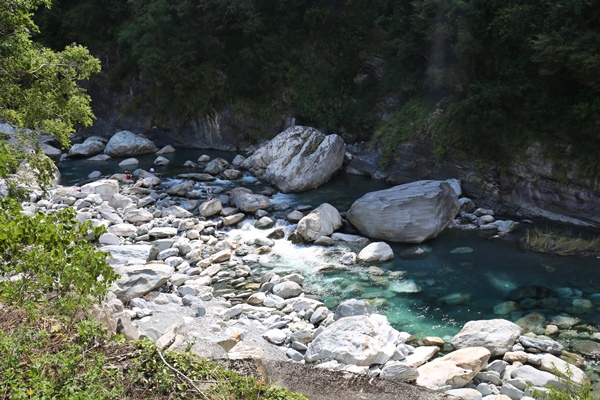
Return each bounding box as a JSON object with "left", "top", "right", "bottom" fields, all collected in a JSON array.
[{"left": 34, "top": 0, "right": 600, "bottom": 175}]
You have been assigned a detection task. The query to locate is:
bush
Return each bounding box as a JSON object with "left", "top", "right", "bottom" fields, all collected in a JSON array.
[{"left": 0, "top": 197, "right": 118, "bottom": 315}]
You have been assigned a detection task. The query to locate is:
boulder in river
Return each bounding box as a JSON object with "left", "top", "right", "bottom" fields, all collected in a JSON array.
[
  {"left": 347, "top": 180, "right": 460, "bottom": 243},
  {"left": 241, "top": 126, "right": 346, "bottom": 193},
  {"left": 289, "top": 203, "right": 342, "bottom": 243},
  {"left": 104, "top": 130, "right": 158, "bottom": 157}
]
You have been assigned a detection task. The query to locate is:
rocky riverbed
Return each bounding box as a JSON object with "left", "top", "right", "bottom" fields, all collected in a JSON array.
[
  {"left": 12, "top": 144, "right": 596, "bottom": 400},
  {"left": 5, "top": 126, "right": 600, "bottom": 400}
]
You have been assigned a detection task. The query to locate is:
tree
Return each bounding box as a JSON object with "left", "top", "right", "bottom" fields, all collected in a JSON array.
[{"left": 0, "top": 0, "right": 100, "bottom": 194}]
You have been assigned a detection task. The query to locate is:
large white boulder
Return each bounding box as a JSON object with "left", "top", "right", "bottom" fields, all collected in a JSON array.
[
  {"left": 305, "top": 314, "right": 399, "bottom": 366},
  {"left": 416, "top": 347, "right": 491, "bottom": 390},
  {"left": 241, "top": 126, "right": 346, "bottom": 193},
  {"left": 451, "top": 319, "right": 522, "bottom": 357},
  {"left": 289, "top": 203, "right": 342, "bottom": 243},
  {"left": 347, "top": 180, "right": 460, "bottom": 243},
  {"left": 357, "top": 242, "right": 394, "bottom": 263},
  {"left": 104, "top": 130, "right": 158, "bottom": 157},
  {"left": 80, "top": 179, "right": 119, "bottom": 201}
]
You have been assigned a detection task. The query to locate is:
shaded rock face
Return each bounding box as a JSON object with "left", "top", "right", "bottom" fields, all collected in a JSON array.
[
  {"left": 347, "top": 180, "right": 460, "bottom": 243},
  {"left": 242, "top": 126, "right": 346, "bottom": 193},
  {"left": 104, "top": 130, "right": 158, "bottom": 157}
]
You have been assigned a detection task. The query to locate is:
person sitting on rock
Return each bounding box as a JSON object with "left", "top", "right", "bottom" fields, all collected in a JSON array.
[{"left": 125, "top": 169, "right": 132, "bottom": 180}]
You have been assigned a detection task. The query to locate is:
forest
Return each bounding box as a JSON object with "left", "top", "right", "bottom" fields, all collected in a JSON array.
[{"left": 34, "top": 0, "right": 600, "bottom": 175}]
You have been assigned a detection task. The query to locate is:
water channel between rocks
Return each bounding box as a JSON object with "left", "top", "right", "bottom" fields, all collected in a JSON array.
[{"left": 58, "top": 148, "right": 600, "bottom": 372}]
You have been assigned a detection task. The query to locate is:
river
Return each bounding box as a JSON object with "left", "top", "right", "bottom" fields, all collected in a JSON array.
[{"left": 58, "top": 148, "right": 600, "bottom": 381}]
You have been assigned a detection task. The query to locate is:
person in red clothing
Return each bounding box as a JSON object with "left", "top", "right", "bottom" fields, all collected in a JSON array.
[{"left": 124, "top": 169, "right": 132, "bottom": 180}]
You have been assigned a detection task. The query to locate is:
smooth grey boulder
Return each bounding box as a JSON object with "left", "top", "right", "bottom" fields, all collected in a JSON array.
[
  {"left": 305, "top": 314, "right": 399, "bottom": 366},
  {"left": 289, "top": 203, "right": 342, "bottom": 243},
  {"left": 104, "top": 130, "right": 158, "bottom": 157},
  {"left": 511, "top": 365, "right": 563, "bottom": 389},
  {"left": 68, "top": 137, "right": 105, "bottom": 158},
  {"left": 229, "top": 187, "right": 271, "bottom": 212},
  {"left": 451, "top": 319, "right": 522, "bottom": 357},
  {"left": 241, "top": 126, "right": 346, "bottom": 193},
  {"left": 111, "top": 263, "right": 174, "bottom": 302},
  {"left": 272, "top": 281, "right": 302, "bottom": 299},
  {"left": 357, "top": 241, "right": 394, "bottom": 263},
  {"left": 334, "top": 299, "right": 372, "bottom": 320},
  {"left": 347, "top": 180, "right": 460, "bottom": 243}
]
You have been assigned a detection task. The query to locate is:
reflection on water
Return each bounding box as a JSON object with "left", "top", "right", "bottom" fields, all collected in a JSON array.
[{"left": 58, "top": 148, "right": 600, "bottom": 352}]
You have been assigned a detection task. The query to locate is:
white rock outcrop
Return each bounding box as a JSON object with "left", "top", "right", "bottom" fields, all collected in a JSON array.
[{"left": 241, "top": 126, "right": 346, "bottom": 193}]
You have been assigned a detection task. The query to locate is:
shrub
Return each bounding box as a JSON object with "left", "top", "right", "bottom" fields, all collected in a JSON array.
[{"left": 0, "top": 197, "right": 118, "bottom": 315}]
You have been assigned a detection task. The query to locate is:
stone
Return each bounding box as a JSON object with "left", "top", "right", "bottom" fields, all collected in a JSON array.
[
  {"left": 538, "top": 353, "right": 590, "bottom": 385},
  {"left": 516, "top": 313, "right": 546, "bottom": 334},
  {"left": 379, "top": 361, "right": 419, "bottom": 381},
  {"left": 451, "top": 319, "right": 522, "bottom": 357},
  {"left": 198, "top": 198, "right": 222, "bottom": 217},
  {"left": 80, "top": 179, "right": 119, "bottom": 201},
  {"left": 357, "top": 242, "right": 394, "bottom": 263},
  {"left": 347, "top": 180, "right": 460, "bottom": 243},
  {"left": 154, "top": 156, "right": 170, "bottom": 166},
  {"left": 229, "top": 188, "right": 271, "bottom": 212},
  {"left": 519, "top": 336, "right": 563, "bottom": 355},
  {"left": 405, "top": 346, "right": 439, "bottom": 368},
  {"left": 68, "top": 137, "right": 105, "bottom": 158},
  {"left": 168, "top": 180, "right": 195, "bottom": 197},
  {"left": 149, "top": 227, "right": 178, "bottom": 238},
  {"left": 571, "top": 340, "right": 600, "bottom": 359},
  {"left": 416, "top": 347, "right": 491, "bottom": 390},
  {"left": 272, "top": 281, "right": 302, "bottom": 299},
  {"left": 254, "top": 216, "right": 275, "bottom": 229},
  {"left": 108, "top": 223, "right": 137, "bottom": 237},
  {"left": 510, "top": 365, "right": 562, "bottom": 389},
  {"left": 124, "top": 208, "right": 154, "bottom": 223},
  {"left": 446, "top": 388, "right": 483, "bottom": 400},
  {"left": 156, "top": 145, "right": 176, "bottom": 154},
  {"left": 290, "top": 203, "right": 342, "bottom": 243},
  {"left": 286, "top": 210, "right": 304, "bottom": 223},
  {"left": 111, "top": 263, "right": 174, "bottom": 302},
  {"left": 104, "top": 130, "right": 158, "bottom": 157},
  {"left": 241, "top": 126, "right": 346, "bottom": 193},
  {"left": 305, "top": 314, "right": 399, "bottom": 366},
  {"left": 334, "top": 299, "right": 372, "bottom": 320},
  {"left": 263, "top": 329, "right": 287, "bottom": 345}
]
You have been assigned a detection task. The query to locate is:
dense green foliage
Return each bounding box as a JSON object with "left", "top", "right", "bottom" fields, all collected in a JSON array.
[
  {"left": 0, "top": 309, "right": 309, "bottom": 399},
  {"left": 0, "top": 197, "right": 117, "bottom": 315},
  {"left": 1, "top": 0, "right": 100, "bottom": 195},
  {"left": 34, "top": 0, "right": 600, "bottom": 174}
]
